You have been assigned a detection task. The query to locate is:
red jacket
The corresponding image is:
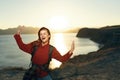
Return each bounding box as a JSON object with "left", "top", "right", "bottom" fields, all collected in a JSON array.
[{"left": 14, "top": 34, "right": 73, "bottom": 77}]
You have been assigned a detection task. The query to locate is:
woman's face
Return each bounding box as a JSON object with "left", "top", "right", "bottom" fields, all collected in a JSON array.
[{"left": 40, "top": 29, "right": 50, "bottom": 43}]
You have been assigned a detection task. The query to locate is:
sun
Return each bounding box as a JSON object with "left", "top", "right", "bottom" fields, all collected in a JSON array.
[{"left": 48, "top": 16, "right": 69, "bottom": 31}]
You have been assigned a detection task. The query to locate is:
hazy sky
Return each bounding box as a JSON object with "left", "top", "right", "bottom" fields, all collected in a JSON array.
[{"left": 0, "top": 0, "right": 120, "bottom": 30}]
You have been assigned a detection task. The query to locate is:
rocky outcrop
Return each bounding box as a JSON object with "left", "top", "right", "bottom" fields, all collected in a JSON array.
[
  {"left": 51, "top": 47, "right": 120, "bottom": 80},
  {"left": 76, "top": 25, "right": 120, "bottom": 45},
  {"left": 76, "top": 25, "right": 120, "bottom": 51}
]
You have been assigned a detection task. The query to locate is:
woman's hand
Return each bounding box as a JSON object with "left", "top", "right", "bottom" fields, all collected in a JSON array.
[
  {"left": 69, "top": 41, "right": 75, "bottom": 54},
  {"left": 16, "top": 25, "right": 24, "bottom": 34}
]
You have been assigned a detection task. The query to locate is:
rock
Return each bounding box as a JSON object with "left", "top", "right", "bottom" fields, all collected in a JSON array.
[
  {"left": 51, "top": 47, "right": 120, "bottom": 80},
  {"left": 76, "top": 25, "right": 120, "bottom": 45}
]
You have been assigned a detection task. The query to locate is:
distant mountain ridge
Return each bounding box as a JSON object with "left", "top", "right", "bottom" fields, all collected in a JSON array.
[
  {"left": 0, "top": 26, "right": 79, "bottom": 35},
  {"left": 0, "top": 26, "right": 39, "bottom": 35}
]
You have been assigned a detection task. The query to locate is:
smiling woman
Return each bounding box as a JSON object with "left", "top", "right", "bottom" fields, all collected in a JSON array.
[{"left": 48, "top": 16, "right": 69, "bottom": 31}]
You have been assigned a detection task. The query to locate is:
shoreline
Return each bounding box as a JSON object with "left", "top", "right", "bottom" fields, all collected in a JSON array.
[{"left": 0, "top": 67, "right": 25, "bottom": 80}]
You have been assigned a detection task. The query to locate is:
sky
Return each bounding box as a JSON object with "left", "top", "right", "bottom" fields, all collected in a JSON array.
[{"left": 0, "top": 0, "right": 120, "bottom": 30}]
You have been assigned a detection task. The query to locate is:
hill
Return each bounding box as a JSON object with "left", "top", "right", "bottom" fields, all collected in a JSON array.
[
  {"left": 76, "top": 25, "right": 120, "bottom": 43},
  {"left": 51, "top": 46, "right": 120, "bottom": 80},
  {"left": 76, "top": 25, "right": 120, "bottom": 49}
]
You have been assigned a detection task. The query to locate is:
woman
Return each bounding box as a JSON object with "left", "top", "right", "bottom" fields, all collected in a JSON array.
[{"left": 14, "top": 26, "right": 75, "bottom": 80}]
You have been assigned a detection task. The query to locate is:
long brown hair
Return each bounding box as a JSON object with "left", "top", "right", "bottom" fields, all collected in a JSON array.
[
  {"left": 31, "top": 27, "right": 51, "bottom": 46},
  {"left": 38, "top": 27, "right": 51, "bottom": 41}
]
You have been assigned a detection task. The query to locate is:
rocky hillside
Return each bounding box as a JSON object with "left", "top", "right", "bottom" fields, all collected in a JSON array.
[
  {"left": 76, "top": 25, "right": 120, "bottom": 45},
  {"left": 76, "top": 25, "right": 120, "bottom": 51},
  {"left": 51, "top": 46, "right": 120, "bottom": 80}
]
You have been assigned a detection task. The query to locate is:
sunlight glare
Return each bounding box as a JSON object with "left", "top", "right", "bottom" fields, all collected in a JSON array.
[
  {"left": 53, "top": 33, "right": 68, "bottom": 54},
  {"left": 50, "top": 33, "right": 68, "bottom": 69},
  {"left": 49, "top": 16, "right": 69, "bottom": 31}
]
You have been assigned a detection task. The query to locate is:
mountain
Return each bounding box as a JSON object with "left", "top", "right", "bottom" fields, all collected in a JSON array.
[
  {"left": 0, "top": 26, "right": 39, "bottom": 35},
  {"left": 0, "top": 26, "right": 79, "bottom": 35}
]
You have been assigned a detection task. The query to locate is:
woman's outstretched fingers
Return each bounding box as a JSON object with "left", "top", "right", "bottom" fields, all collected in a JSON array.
[{"left": 17, "top": 26, "right": 24, "bottom": 34}]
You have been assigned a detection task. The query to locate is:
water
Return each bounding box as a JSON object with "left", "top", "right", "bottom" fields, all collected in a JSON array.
[{"left": 0, "top": 33, "right": 99, "bottom": 69}]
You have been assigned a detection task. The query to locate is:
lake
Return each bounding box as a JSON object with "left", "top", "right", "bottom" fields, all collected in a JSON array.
[{"left": 0, "top": 33, "right": 99, "bottom": 69}]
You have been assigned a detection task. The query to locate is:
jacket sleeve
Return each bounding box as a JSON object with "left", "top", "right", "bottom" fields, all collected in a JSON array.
[
  {"left": 14, "top": 34, "right": 33, "bottom": 54},
  {"left": 52, "top": 47, "right": 73, "bottom": 62}
]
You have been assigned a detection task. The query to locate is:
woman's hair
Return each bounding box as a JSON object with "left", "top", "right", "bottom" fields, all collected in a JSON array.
[{"left": 38, "top": 27, "right": 51, "bottom": 41}]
